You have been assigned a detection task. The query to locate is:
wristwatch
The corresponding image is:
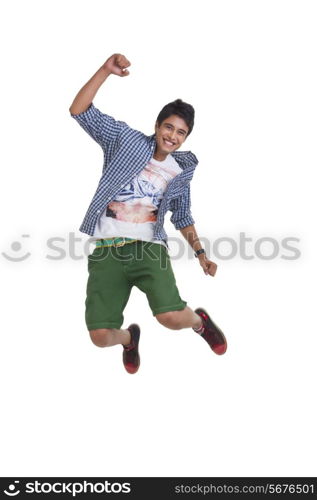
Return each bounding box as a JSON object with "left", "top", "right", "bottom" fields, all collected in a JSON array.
[{"left": 194, "top": 248, "right": 205, "bottom": 258}]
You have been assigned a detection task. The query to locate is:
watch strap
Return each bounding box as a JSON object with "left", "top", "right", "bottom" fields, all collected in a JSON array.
[{"left": 194, "top": 248, "right": 205, "bottom": 258}]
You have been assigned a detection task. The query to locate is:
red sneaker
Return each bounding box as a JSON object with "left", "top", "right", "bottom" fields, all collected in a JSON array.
[
  {"left": 195, "top": 308, "right": 227, "bottom": 355},
  {"left": 122, "top": 324, "right": 141, "bottom": 374}
]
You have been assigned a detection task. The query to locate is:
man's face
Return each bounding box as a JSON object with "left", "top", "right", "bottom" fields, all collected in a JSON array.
[{"left": 154, "top": 114, "right": 189, "bottom": 160}]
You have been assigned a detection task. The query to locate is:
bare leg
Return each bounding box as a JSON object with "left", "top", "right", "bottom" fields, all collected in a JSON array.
[
  {"left": 89, "top": 328, "right": 131, "bottom": 348},
  {"left": 155, "top": 306, "right": 203, "bottom": 330}
]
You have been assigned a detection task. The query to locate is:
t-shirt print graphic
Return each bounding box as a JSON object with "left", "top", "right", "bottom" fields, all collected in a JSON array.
[
  {"left": 93, "top": 154, "right": 182, "bottom": 242},
  {"left": 106, "top": 157, "right": 181, "bottom": 223}
]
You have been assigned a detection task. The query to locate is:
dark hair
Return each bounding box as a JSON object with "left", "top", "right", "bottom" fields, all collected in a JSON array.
[{"left": 156, "top": 99, "right": 195, "bottom": 136}]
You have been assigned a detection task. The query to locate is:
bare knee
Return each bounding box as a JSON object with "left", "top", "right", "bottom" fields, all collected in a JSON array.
[
  {"left": 155, "top": 311, "right": 183, "bottom": 330},
  {"left": 89, "top": 328, "right": 113, "bottom": 347}
]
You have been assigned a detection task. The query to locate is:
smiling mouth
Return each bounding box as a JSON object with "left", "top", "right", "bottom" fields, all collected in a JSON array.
[{"left": 163, "top": 139, "right": 176, "bottom": 147}]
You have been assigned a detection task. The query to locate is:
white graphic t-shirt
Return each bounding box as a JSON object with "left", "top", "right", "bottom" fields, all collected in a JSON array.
[{"left": 93, "top": 154, "right": 182, "bottom": 243}]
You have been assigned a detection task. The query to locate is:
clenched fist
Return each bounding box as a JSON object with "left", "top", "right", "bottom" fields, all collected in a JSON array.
[
  {"left": 198, "top": 254, "right": 218, "bottom": 276},
  {"left": 102, "top": 53, "right": 131, "bottom": 77}
]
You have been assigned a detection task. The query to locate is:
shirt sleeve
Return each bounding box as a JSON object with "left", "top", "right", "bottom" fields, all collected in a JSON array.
[
  {"left": 70, "top": 103, "right": 128, "bottom": 149},
  {"left": 169, "top": 184, "right": 195, "bottom": 229}
]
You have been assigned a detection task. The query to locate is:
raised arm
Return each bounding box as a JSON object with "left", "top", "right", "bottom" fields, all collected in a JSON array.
[{"left": 69, "top": 54, "right": 131, "bottom": 115}]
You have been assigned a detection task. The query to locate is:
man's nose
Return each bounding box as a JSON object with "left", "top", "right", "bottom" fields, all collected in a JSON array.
[{"left": 167, "top": 130, "right": 177, "bottom": 141}]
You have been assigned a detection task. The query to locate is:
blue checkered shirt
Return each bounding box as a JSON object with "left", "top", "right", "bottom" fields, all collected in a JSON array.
[{"left": 71, "top": 103, "right": 198, "bottom": 243}]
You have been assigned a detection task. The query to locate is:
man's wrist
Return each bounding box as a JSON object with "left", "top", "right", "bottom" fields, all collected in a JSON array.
[
  {"left": 194, "top": 248, "right": 205, "bottom": 258},
  {"left": 100, "top": 65, "right": 112, "bottom": 79}
]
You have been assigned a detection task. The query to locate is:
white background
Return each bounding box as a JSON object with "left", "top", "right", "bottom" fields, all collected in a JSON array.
[{"left": 0, "top": 0, "right": 316, "bottom": 477}]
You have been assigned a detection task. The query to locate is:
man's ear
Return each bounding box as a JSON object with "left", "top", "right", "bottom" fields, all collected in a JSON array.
[{"left": 154, "top": 120, "right": 159, "bottom": 133}]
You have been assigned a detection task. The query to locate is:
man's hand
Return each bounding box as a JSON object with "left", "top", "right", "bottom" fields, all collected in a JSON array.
[
  {"left": 69, "top": 54, "right": 131, "bottom": 115},
  {"left": 102, "top": 53, "right": 131, "bottom": 77},
  {"left": 198, "top": 253, "right": 217, "bottom": 276}
]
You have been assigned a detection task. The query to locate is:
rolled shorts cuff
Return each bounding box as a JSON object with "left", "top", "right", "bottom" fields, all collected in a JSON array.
[
  {"left": 86, "top": 321, "right": 122, "bottom": 331},
  {"left": 152, "top": 301, "right": 187, "bottom": 316}
]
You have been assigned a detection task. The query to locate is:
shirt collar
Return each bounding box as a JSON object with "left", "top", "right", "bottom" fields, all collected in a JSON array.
[{"left": 147, "top": 134, "right": 198, "bottom": 171}]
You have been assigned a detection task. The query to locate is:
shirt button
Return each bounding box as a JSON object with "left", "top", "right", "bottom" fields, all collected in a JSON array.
[{"left": 96, "top": 210, "right": 101, "bottom": 214}]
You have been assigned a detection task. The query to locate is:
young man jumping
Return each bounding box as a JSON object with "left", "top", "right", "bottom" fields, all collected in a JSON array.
[{"left": 69, "top": 53, "right": 227, "bottom": 374}]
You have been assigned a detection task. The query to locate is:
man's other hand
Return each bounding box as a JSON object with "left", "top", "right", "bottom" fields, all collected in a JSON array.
[
  {"left": 102, "top": 53, "right": 131, "bottom": 77},
  {"left": 198, "top": 254, "right": 217, "bottom": 276}
]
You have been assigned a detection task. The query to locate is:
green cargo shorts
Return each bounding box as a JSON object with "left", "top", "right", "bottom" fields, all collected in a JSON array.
[{"left": 85, "top": 240, "right": 187, "bottom": 330}]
